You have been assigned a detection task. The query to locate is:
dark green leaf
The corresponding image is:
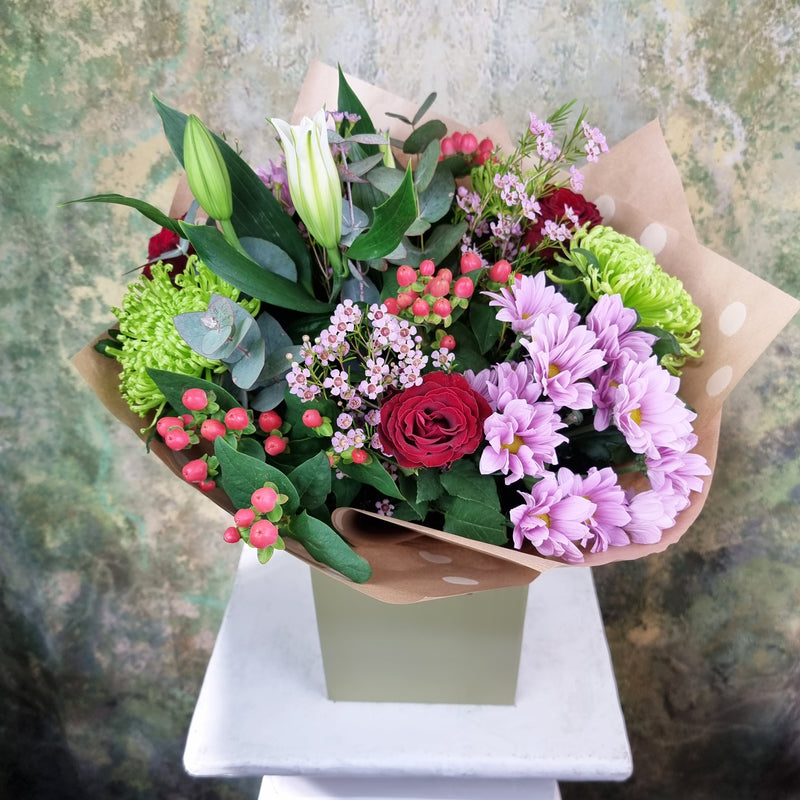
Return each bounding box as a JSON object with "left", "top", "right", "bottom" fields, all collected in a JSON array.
[
  {"left": 337, "top": 66, "right": 378, "bottom": 146},
  {"left": 59, "top": 193, "right": 181, "bottom": 233},
  {"left": 239, "top": 437, "right": 266, "bottom": 461},
  {"left": 180, "top": 223, "right": 331, "bottom": 313},
  {"left": 288, "top": 510, "right": 372, "bottom": 583},
  {"left": 387, "top": 222, "right": 467, "bottom": 268},
  {"left": 469, "top": 301, "right": 505, "bottom": 354},
  {"left": 440, "top": 459, "right": 501, "bottom": 511},
  {"left": 440, "top": 498, "right": 508, "bottom": 545},
  {"left": 338, "top": 459, "right": 404, "bottom": 500},
  {"left": 346, "top": 165, "right": 418, "bottom": 261},
  {"left": 215, "top": 436, "right": 299, "bottom": 514},
  {"left": 416, "top": 468, "right": 442, "bottom": 503},
  {"left": 288, "top": 451, "right": 333, "bottom": 512},
  {"left": 397, "top": 473, "right": 431, "bottom": 520},
  {"left": 146, "top": 368, "right": 240, "bottom": 412}
]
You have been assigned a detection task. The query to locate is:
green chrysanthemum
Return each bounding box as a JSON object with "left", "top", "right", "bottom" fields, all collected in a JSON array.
[
  {"left": 565, "top": 225, "right": 702, "bottom": 373},
  {"left": 110, "top": 256, "right": 260, "bottom": 416}
]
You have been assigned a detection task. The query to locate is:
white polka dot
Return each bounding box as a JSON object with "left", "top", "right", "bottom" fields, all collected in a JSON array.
[
  {"left": 593, "top": 194, "right": 615, "bottom": 222},
  {"left": 419, "top": 550, "right": 452, "bottom": 565},
  {"left": 706, "top": 366, "right": 733, "bottom": 397},
  {"left": 639, "top": 222, "right": 668, "bottom": 255},
  {"left": 442, "top": 576, "right": 480, "bottom": 586},
  {"left": 718, "top": 301, "right": 747, "bottom": 336}
]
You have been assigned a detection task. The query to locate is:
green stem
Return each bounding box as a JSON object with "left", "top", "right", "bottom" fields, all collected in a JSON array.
[
  {"left": 327, "top": 246, "right": 348, "bottom": 279},
  {"left": 220, "top": 218, "right": 248, "bottom": 257}
]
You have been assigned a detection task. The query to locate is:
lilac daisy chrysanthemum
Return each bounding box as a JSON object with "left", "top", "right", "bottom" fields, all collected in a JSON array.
[
  {"left": 522, "top": 313, "right": 606, "bottom": 410},
  {"left": 623, "top": 488, "right": 679, "bottom": 544},
  {"left": 484, "top": 271, "right": 578, "bottom": 334},
  {"left": 509, "top": 471, "right": 595, "bottom": 562},
  {"left": 586, "top": 293, "right": 657, "bottom": 370},
  {"left": 466, "top": 362, "right": 542, "bottom": 412},
  {"left": 479, "top": 398, "right": 567, "bottom": 484},
  {"left": 645, "top": 448, "right": 711, "bottom": 512},
  {"left": 612, "top": 356, "right": 696, "bottom": 459}
]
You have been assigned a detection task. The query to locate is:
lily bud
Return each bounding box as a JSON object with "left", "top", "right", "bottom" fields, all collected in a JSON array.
[
  {"left": 270, "top": 110, "right": 343, "bottom": 251},
  {"left": 183, "top": 115, "right": 233, "bottom": 221}
]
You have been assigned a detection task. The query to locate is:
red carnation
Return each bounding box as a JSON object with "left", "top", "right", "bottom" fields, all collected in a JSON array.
[
  {"left": 377, "top": 372, "right": 491, "bottom": 469},
  {"left": 523, "top": 187, "right": 602, "bottom": 259}
]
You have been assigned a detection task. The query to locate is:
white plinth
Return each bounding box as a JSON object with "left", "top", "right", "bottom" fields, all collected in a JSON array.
[{"left": 184, "top": 548, "right": 631, "bottom": 794}]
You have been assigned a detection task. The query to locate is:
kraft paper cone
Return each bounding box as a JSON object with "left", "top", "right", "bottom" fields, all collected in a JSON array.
[{"left": 73, "top": 62, "right": 800, "bottom": 604}]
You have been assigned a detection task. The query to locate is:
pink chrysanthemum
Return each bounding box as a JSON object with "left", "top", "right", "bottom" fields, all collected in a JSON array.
[
  {"left": 522, "top": 313, "right": 606, "bottom": 410},
  {"left": 466, "top": 361, "right": 542, "bottom": 412},
  {"left": 586, "top": 293, "right": 657, "bottom": 370},
  {"left": 509, "top": 471, "right": 595, "bottom": 562},
  {"left": 479, "top": 398, "right": 567, "bottom": 484},
  {"left": 484, "top": 271, "right": 578, "bottom": 334},
  {"left": 623, "top": 488, "right": 678, "bottom": 544},
  {"left": 558, "top": 467, "right": 631, "bottom": 554},
  {"left": 645, "top": 448, "right": 711, "bottom": 512},
  {"left": 612, "top": 357, "right": 696, "bottom": 459}
]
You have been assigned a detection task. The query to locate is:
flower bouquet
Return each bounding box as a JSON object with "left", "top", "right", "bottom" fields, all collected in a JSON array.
[{"left": 72, "top": 61, "right": 799, "bottom": 610}]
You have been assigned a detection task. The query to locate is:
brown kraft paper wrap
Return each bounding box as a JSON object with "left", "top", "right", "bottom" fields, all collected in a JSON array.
[{"left": 73, "top": 61, "right": 800, "bottom": 604}]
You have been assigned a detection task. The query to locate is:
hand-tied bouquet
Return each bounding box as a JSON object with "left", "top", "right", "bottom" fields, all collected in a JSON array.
[{"left": 71, "top": 63, "right": 798, "bottom": 603}]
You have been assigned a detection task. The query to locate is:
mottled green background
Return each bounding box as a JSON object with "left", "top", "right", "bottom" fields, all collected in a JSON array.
[{"left": 2, "top": 1, "right": 799, "bottom": 798}]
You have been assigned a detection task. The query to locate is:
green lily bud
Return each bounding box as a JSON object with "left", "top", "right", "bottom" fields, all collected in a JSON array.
[
  {"left": 270, "top": 110, "right": 343, "bottom": 251},
  {"left": 183, "top": 114, "right": 233, "bottom": 221}
]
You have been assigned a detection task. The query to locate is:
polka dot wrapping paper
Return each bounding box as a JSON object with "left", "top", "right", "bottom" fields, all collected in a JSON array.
[{"left": 73, "top": 62, "right": 800, "bottom": 604}]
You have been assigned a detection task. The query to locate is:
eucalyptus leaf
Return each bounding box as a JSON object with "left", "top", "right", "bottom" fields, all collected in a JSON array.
[
  {"left": 341, "top": 270, "right": 382, "bottom": 306},
  {"left": 412, "top": 92, "right": 437, "bottom": 125},
  {"left": 418, "top": 169, "right": 455, "bottom": 224},
  {"left": 365, "top": 165, "right": 404, "bottom": 198},
  {"left": 230, "top": 335, "right": 266, "bottom": 388},
  {"left": 250, "top": 380, "right": 286, "bottom": 412},
  {"left": 345, "top": 152, "right": 386, "bottom": 178},
  {"left": 239, "top": 237, "right": 297, "bottom": 282},
  {"left": 402, "top": 119, "right": 447, "bottom": 154},
  {"left": 414, "top": 138, "right": 441, "bottom": 193}
]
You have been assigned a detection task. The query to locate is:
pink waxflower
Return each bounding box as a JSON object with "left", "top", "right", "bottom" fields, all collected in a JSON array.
[
  {"left": 479, "top": 398, "right": 567, "bottom": 484},
  {"left": 612, "top": 357, "right": 697, "bottom": 459},
  {"left": 484, "top": 271, "right": 578, "bottom": 334},
  {"left": 522, "top": 313, "right": 606, "bottom": 410},
  {"left": 558, "top": 467, "right": 631, "bottom": 553},
  {"left": 509, "top": 471, "right": 595, "bottom": 562}
]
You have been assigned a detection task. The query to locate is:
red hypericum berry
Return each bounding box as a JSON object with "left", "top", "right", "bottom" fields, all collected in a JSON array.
[
  {"left": 164, "top": 428, "right": 191, "bottom": 451},
  {"left": 182, "top": 388, "right": 208, "bottom": 411},
  {"left": 460, "top": 133, "right": 478, "bottom": 154},
  {"left": 200, "top": 418, "right": 227, "bottom": 441},
  {"left": 181, "top": 458, "right": 208, "bottom": 484},
  {"left": 234, "top": 508, "right": 256, "bottom": 528},
  {"left": 302, "top": 409, "right": 323, "bottom": 428},
  {"left": 411, "top": 298, "right": 430, "bottom": 317},
  {"left": 419, "top": 259, "right": 435, "bottom": 277},
  {"left": 433, "top": 298, "right": 452, "bottom": 318},
  {"left": 451, "top": 131, "right": 463, "bottom": 150},
  {"left": 351, "top": 448, "right": 368, "bottom": 464},
  {"left": 460, "top": 252, "right": 482, "bottom": 274},
  {"left": 252, "top": 486, "right": 279, "bottom": 513},
  {"left": 383, "top": 296, "right": 400, "bottom": 315},
  {"left": 396, "top": 265, "right": 417, "bottom": 287},
  {"left": 436, "top": 268, "right": 453, "bottom": 283},
  {"left": 180, "top": 413, "right": 194, "bottom": 426},
  {"left": 440, "top": 334, "right": 456, "bottom": 350},
  {"left": 489, "top": 259, "right": 512, "bottom": 283},
  {"left": 479, "top": 137, "right": 494, "bottom": 154},
  {"left": 427, "top": 278, "right": 450, "bottom": 298},
  {"left": 224, "top": 407, "right": 250, "bottom": 431},
  {"left": 396, "top": 291, "right": 417, "bottom": 310},
  {"left": 258, "top": 410, "right": 282, "bottom": 434},
  {"left": 264, "top": 435, "right": 287, "bottom": 456},
  {"left": 223, "top": 526, "right": 241, "bottom": 544},
  {"left": 249, "top": 519, "right": 279, "bottom": 549},
  {"left": 453, "top": 276, "right": 475, "bottom": 298},
  {"left": 198, "top": 480, "right": 216, "bottom": 492},
  {"left": 156, "top": 416, "right": 185, "bottom": 437},
  {"left": 440, "top": 136, "right": 456, "bottom": 157}
]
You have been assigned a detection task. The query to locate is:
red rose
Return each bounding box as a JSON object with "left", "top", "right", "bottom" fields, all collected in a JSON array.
[
  {"left": 377, "top": 372, "right": 491, "bottom": 469},
  {"left": 523, "top": 187, "right": 602, "bottom": 258},
  {"left": 142, "top": 217, "right": 192, "bottom": 280}
]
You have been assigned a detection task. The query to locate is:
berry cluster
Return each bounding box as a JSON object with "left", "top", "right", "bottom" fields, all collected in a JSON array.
[
  {"left": 384, "top": 258, "right": 475, "bottom": 328},
  {"left": 439, "top": 132, "right": 494, "bottom": 166},
  {"left": 223, "top": 482, "right": 289, "bottom": 562}
]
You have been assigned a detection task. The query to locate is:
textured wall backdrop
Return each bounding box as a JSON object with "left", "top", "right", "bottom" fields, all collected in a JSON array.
[{"left": 2, "top": 1, "right": 799, "bottom": 798}]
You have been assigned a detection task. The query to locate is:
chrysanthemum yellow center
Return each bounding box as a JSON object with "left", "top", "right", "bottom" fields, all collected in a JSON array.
[
  {"left": 548, "top": 363, "right": 561, "bottom": 379},
  {"left": 536, "top": 513, "right": 551, "bottom": 527},
  {"left": 630, "top": 407, "right": 642, "bottom": 425},
  {"left": 502, "top": 435, "right": 524, "bottom": 455}
]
